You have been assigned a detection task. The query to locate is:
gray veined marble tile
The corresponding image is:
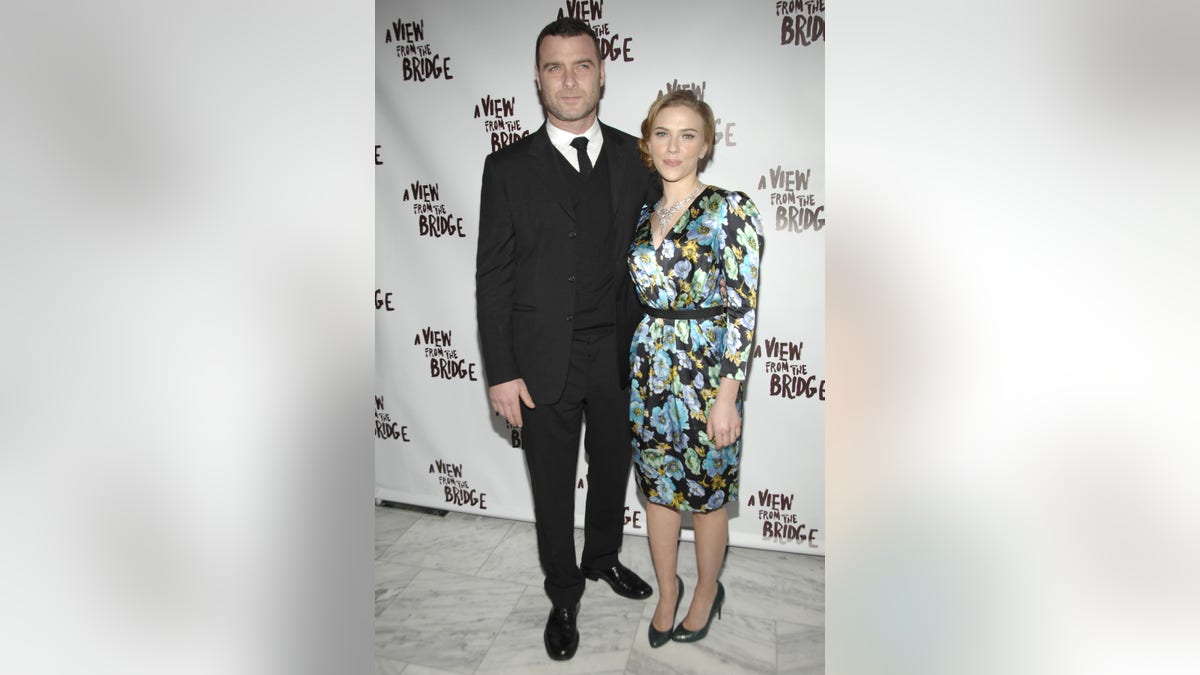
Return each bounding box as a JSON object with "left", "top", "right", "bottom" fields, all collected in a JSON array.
[
  {"left": 374, "top": 656, "right": 407, "bottom": 675},
  {"left": 474, "top": 520, "right": 553, "bottom": 585},
  {"left": 399, "top": 664, "right": 467, "bottom": 675},
  {"left": 378, "top": 511, "right": 514, "bottom": 574},
  {"left": 627, "top": 609, "right": 777, "bottom": 675},
  {"left": 478, "top": 520, "right": 629, "bottom": 588},
  {"left": 376, "top": 560, "right": 423, "bottom": 591},
  {"left": 475, "top": 585, "right": 646, "bottom": 674},
  {"left": 375, "top": 568, "right": 526, "bottom": 673},
  {"left": 719, "top": 548, "right": 824, "bottom": 627},
  {"left": 776, "top": 620, "right": 824, "bottom": 674},
  {"left": 376, "top": 560, "right": 422, "bottom": 617},
  {"left": 376, "top": 506, "right": 426, "bottom": 559},
  {"left": 614, "top": 531, "right": 656, "bottom": 580},
  {"left": 373, "top": 505, "right": 825, "bottom": 674}
]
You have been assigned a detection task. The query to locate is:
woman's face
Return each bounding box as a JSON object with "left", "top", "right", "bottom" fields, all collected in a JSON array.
[{"left": 648, "top": 105, "right": 709, "bottom": 185}]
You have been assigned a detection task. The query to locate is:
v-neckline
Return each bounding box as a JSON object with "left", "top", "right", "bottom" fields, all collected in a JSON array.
[{"left": 650, "top": 186, "right": 709, "bottom": 253}]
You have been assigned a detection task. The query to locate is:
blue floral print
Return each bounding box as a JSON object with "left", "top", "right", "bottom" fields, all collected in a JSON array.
[{"left": 628, "top": 187, "right": 763, "bottom": 512}]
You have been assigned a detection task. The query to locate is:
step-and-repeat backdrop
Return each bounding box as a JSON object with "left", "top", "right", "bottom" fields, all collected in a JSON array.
[{"left": 376, "top": 0, "right": 825, "bottom": 554}]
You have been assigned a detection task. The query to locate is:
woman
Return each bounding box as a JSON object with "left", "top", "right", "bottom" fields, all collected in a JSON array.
[{"left": 627, "top": 89, "right": 763, "bottom": 647}]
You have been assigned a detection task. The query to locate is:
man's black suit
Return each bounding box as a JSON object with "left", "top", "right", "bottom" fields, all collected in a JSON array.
[{"left": 476, "top": 122, "right": 654, "bottom": 607}]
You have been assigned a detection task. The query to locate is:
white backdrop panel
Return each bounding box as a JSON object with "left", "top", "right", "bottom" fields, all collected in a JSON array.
[{"left": 376, "top": 0, "right": 825, "bottom": 554}]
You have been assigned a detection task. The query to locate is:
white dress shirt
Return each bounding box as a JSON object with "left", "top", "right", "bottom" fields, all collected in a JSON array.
[{"left": 545, "top": 119, "right": 603, "bottom": 172}]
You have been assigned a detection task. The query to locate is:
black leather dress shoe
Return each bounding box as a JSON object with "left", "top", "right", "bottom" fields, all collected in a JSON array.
[
  {"left": 581, "top": 562, "right": 653, "bottom": 599},
  {"left": 544, "top": 602, "right": 579, "bottom": 661}
]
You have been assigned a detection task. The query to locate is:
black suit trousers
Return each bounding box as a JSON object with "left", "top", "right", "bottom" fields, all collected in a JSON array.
[{"left": 520, "top": 328, "right": 632, "bottom": 607}]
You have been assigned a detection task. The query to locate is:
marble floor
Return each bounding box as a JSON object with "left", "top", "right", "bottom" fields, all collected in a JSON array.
[{"left": 376, "top": 505, "right": 824, "bottom": 674}]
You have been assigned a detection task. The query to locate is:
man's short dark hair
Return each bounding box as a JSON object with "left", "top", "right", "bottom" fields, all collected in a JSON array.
[{"left": 535, "top": 17, "right": 601, "bottom": 66}]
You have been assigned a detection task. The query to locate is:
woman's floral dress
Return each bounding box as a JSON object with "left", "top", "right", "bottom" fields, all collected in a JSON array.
[{"left": 627, "top": 186, "right": 764, "bottom": 512}]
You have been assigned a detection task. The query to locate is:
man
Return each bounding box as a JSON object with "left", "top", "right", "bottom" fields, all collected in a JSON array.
[{"left": 475, "top": 17, "right": 656, "bottom": 662}]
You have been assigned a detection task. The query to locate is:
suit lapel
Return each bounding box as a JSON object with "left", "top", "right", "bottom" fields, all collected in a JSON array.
[
  {"left": 528, "top": 125, "right": 575, "bottom": 223},
  {"left": 602, "top": 124, "right": 627, "bottom": 218}
]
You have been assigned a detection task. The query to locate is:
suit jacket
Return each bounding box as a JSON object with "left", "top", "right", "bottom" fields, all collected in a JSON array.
[{"left": 476, "top": 122, "right": 656, "bottom": 405}]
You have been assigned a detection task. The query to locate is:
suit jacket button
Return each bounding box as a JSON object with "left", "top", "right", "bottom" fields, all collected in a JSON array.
[
  {"left": 567, "top": 275, "right": 576, "bottom": 283},
  {"left": 566, "top": 314, "right": 574, "bottom": 322},
  {"left": 568, "top": 231, "right": 577, "bottom": 238}
]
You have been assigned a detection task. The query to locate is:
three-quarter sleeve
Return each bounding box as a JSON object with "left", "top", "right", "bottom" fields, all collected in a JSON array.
[{"left": 718, "top": 191, "right": 764, "bottom": 381}]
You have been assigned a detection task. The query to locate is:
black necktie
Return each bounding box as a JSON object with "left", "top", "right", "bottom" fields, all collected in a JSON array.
[{"left": 570, "top": 136, "right": 592, "bottom": 177}]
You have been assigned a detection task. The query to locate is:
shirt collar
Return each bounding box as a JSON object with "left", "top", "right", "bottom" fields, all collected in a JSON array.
[{"left": 546, "top": 118, "right": 602, "bottom": 150}]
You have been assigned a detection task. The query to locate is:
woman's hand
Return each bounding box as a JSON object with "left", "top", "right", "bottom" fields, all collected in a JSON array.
[{"left": 706, "top": 377, "right": 742, "bottom": 448}]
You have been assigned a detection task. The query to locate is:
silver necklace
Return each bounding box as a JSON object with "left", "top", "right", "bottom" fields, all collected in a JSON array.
[{"left": 654, "top": 183, "right": 704, "bottom": 240}]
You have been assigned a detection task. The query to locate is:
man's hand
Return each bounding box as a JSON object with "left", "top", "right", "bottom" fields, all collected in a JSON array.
[{"left": 489, "top": 378, "right": 534, "bottom": 427}]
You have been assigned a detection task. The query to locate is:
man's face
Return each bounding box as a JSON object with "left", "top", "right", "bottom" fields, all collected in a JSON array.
[{"left": 535, "top": 34, "right": 604, "bottom": 130}]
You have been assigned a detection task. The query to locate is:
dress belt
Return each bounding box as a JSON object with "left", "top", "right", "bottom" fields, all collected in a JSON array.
[{"left": 644, "top": 305, "right": 725, "bottom": 321}]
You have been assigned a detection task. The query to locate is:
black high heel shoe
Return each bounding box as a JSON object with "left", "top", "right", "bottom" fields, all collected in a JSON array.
[
  {"left": 647, "top": 576, "right": 684, "bottom": 648},
  {"left": 670, "top": 580, "right": 724, "bottom": 643}
]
